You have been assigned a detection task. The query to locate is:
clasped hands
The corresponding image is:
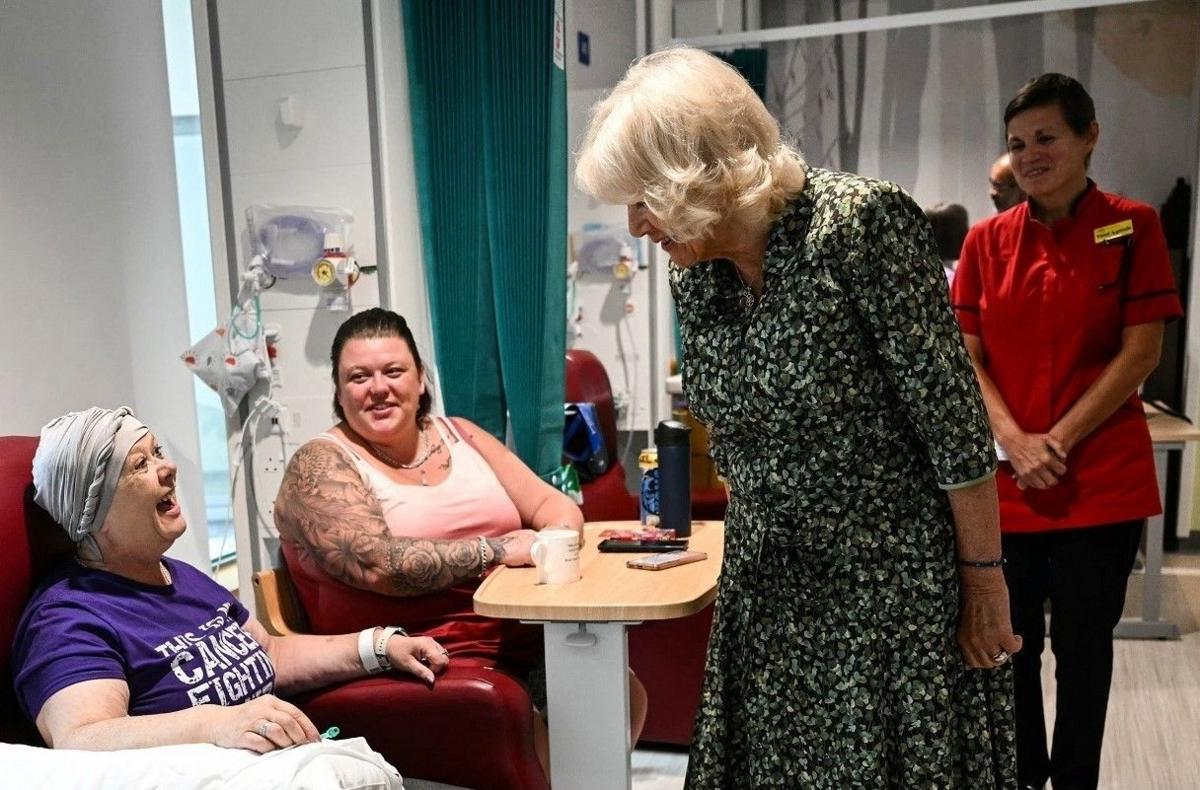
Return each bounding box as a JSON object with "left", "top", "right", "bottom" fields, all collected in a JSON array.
[{"left": 1000, "top": 430, "right": 1070, "bottom": 491}]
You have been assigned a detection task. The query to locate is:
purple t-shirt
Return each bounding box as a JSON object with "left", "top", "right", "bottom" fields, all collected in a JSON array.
[{"left": 12, "top": 557, "right": 275, "bottom": 722}]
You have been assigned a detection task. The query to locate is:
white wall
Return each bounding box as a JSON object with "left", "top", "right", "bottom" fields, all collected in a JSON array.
[
  {"left": 0, "top": 0, "right": 209, "bottom": 569},
  {"left": 211, "top": 0, "right": 439, "bottom": 592},
  {"left": 368, "top": 0, "right": 437, "bottom": 388},
  {"left": 566, "top": 1, "right": 656, "bottom": 435}
]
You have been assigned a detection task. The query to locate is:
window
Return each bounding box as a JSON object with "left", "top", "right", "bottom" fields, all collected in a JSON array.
[{"left": 162, "top": 1, "right": 234, "bottom": 565}]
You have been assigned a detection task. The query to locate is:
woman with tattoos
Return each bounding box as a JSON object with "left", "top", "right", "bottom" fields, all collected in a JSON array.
[{"left": 274, "top": 308, "right": 647, "bottom": 774}]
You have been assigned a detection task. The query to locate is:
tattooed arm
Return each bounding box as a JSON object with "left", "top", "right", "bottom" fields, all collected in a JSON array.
[{"left": 274, "top": 440, "right": 532, "bottom": 596}]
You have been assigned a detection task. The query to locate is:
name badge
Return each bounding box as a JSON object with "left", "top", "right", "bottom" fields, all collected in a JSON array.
[{"left": 1094, "top": 219, "right": 1133, "bottom": 244}]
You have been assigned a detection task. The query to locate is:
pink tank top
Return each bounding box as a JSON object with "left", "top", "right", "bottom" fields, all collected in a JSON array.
[
  {"left": 285, "top": 418, "right": 541, "bottom": 671},
  {"left": 313, "top": 417, "right": 522, "bottom": 540}
]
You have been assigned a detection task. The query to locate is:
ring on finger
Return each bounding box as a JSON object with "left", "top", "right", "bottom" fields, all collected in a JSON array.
[
  {"left": 254, "top": 719, "right": 271, "bottom": 738},
  {"left": 990, "top": 649, "right": 1010, "bottom": 666}
]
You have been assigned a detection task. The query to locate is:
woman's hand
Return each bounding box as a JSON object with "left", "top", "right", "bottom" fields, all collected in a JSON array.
[
  {"left": 957, "top": 569, "right": 1023, "bottom": 669},
  {"left": 541, "top": 520, "right": 586, "bottom": 550},
  {"left": 386, "top": 635, "right": 451, "bottom": 684},
  {"left": 489, "top": 529, "right": 538, "bottom": 567},
  {"left": 999, "top": 430, "right": 1067, "bottom": 490},
  {"left": 206, "top": 693, "right": 321, "bottom": 753}
]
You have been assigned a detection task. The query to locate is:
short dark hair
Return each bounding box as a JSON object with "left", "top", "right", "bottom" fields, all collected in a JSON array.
[
  {"left": 924, "top": 203, "right": 969, "bottom": 262},
  {"left": 1004, "top": 73, "right": 1096, "bottom": 135},
  {"left": 330, "top": 308, "right": 432, "bottom": 423}
]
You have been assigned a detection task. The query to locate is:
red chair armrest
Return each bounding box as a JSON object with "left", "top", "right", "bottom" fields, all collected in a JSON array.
[{"left": 290, "top": 666, "right": 547, "bottom": 790}]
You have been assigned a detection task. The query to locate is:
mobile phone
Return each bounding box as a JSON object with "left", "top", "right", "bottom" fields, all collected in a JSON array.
[
  {"left": 598, "top": 538, "right": 689, "bottom": 553},
  {"left": 626, "top": 550, "right": 708, "bottom": 570}
]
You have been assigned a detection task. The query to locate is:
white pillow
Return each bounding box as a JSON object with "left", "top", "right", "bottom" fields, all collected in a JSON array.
[{"left": 1, "top": 737, "right": 403, "bottom": 790}]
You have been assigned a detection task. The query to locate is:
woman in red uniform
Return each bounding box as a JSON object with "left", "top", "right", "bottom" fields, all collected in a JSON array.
[{"left": 952, "top": 74, "right": 1182, "bottom": 790}]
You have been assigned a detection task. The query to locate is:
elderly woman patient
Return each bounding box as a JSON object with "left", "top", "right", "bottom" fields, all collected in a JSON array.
[{"left": 12, "top": 406, "right": 447, "bottom": 755}]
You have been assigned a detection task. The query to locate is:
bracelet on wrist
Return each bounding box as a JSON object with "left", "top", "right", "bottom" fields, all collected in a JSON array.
[
  {"left": 477, "top": 535, "right": 490, "bottom": 576},
  {"left": 957, "top": 557, "right": 1006, "bottom": 569}
]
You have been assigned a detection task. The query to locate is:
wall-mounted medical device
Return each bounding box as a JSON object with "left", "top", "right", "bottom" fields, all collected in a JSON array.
[
  {"left": 243, "top": 204, "right": 368, "bottom": 311},
  {"left": 311, "top": 232, "right": 359, "bottom": 287}
]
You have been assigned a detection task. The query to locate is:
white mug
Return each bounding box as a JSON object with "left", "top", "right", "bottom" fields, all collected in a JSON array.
[{"left": 530, "top": 528, "right": 581, "bottom": 585}]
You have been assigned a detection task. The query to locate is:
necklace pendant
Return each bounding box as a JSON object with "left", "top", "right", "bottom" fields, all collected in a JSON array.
[{"left": 420, "top": 469, "right": 428, "bottom": 486}]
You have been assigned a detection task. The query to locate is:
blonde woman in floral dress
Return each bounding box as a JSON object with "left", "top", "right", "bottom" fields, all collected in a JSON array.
[{"left": 576, "top": 48, "right": 1020, "bottom": 789}]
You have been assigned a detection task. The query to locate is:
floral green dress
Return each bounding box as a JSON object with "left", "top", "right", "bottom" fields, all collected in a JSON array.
[{"left": 673, "top": 168, "right": 1016, "bottom": 789}]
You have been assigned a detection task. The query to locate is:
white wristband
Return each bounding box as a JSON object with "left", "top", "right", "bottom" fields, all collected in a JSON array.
[{"left": 358, "top": 628, "right": 385, "bottom": 674}]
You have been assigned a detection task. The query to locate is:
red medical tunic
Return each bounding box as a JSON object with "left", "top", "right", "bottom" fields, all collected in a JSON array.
[{"left": 953, "top": 182, "right": 1183, "bottom": 533}]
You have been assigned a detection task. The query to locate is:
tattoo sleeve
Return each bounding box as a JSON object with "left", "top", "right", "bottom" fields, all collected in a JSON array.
[
  {"left": 486, "top": 536, "right": 514, "bottom": 565},
  {"left": 274, "top": 441, "right": 485, "bottom": 596}
]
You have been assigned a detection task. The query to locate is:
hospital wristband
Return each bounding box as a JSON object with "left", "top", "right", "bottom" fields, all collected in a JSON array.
[{"left": 358, "top": 628, "right": 386, "bottom": 674}]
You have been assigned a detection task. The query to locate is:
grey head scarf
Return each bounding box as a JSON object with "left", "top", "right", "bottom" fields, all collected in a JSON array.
[{"left": 31, "top": 406, "right": 149, "bottom": 561}]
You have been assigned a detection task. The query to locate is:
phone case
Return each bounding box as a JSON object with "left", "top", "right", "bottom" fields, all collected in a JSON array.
[
  {"left": 597, "top": 528, "right": 677, "bottom": 541},
  {"left": 626, "top": 550, "right": 708, "bottom": 570},
  {"left": 598, "top": 538, "right": 689, "bottom": 553}
]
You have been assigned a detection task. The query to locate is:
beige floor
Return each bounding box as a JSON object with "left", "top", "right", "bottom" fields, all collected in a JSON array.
[{"left": 632, "top": 556, "right": 1200, "bottom": 790}]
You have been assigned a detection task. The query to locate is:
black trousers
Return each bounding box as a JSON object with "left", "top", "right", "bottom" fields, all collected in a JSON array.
[{"left": 1002, "top": 520, "right": 1143, "bottom": 790}]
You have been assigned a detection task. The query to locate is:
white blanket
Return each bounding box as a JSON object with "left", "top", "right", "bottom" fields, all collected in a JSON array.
[{"left": 1, "top": 737, "right": 404, "bottom": 790}]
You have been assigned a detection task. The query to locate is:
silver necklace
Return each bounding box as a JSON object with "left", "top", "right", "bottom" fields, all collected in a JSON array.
[
  {"left": 731, "top": 264, "right": 760, "bottom": 311},
  {"left": 370, "top": 427, "right": 437, "bottom": 485},
  {"left": 738, "top": 281, "right": 757, "bottom": 311}
]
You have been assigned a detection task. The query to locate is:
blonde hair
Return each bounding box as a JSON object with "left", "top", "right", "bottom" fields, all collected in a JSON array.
[{"left": 575, "top": 47, "right": 806, "bottom": 242}]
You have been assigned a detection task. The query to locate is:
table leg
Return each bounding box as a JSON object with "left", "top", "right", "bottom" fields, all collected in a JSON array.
[
  {"left": 1114, "top": 448, "right": 1180, "bottom": 640},
  {"left": 542, "top": 622, "right": 633, "bottom": 790}
]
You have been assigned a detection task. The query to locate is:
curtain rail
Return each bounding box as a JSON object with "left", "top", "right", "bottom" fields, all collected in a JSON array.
[{"left": 674, "top": 0, "right": 1155, "bottom": 48}]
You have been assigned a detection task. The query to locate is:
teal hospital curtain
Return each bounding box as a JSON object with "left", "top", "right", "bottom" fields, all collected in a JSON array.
[{"left": 402, "top": 0, "right": 566, "bottom": 475}]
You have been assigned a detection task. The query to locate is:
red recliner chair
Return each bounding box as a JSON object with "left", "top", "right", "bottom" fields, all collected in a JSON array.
[
  {"left": 563, "top": 349, "right": 640, "bottom": 522},
  {"left": 0, "top": 436, "right": 72, "bottom": 748},
  {"left": 0, "top": 435, "right": 546, "bottom": 790},
  {"left": 563, "top": 352, "right": 715, "bottom": 747}
]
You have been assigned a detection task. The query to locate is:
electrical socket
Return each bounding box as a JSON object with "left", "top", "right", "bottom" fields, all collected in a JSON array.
[
  {"left": 253, "top": 454, "right": 287, "bottom": 524},
  {"left": 268, "top": 408, "right": 289, "bottom": 437},
  {"left": 259, "top": 452, "right": 287, "bottom": 476}
]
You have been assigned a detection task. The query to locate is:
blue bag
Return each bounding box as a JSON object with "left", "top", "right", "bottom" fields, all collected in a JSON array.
[{"left": 562, "top": 402, "right": 609, "bottom": 481}]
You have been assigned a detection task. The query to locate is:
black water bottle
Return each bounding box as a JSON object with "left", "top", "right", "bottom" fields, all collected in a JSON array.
[{"left": 655, "top": 419, "right": 692, "bottom": 538}]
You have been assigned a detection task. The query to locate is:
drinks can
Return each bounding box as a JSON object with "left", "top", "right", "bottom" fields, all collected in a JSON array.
[{"left": 638, "top": 447, "right": 659, "bottom": 526}]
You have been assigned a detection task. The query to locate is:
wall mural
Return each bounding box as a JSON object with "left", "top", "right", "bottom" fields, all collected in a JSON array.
[{"left": 758, "top": 0, "right": 1196, "bottom": 225}]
